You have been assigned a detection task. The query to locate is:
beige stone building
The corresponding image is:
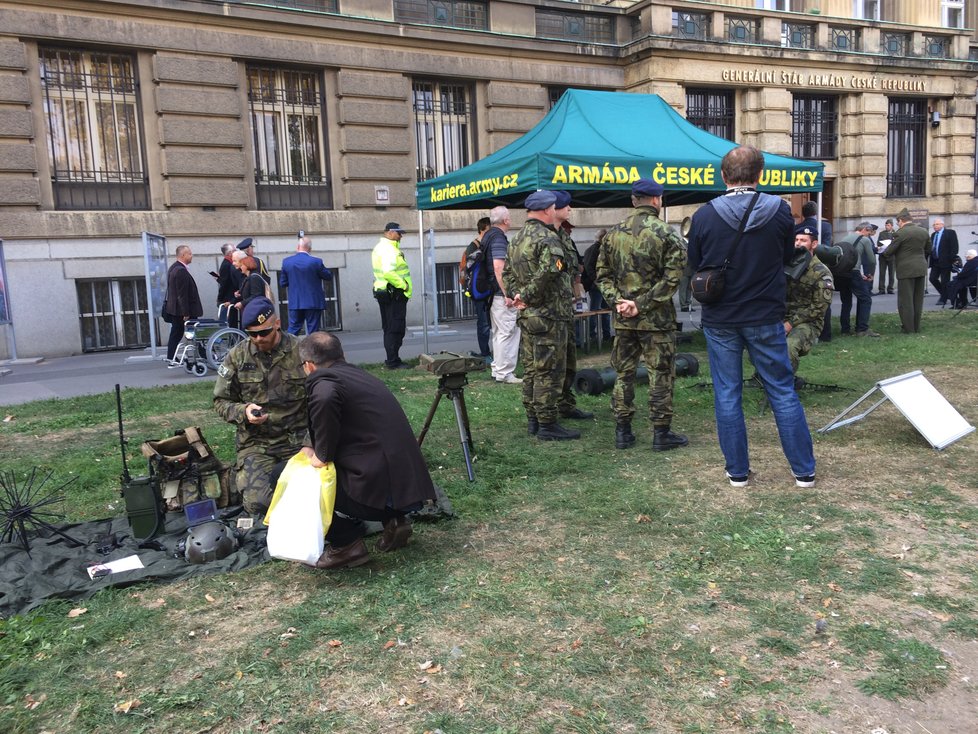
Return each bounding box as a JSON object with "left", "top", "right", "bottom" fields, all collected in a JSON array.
[{"left": 0, "top": 0, "right": 975, "bottom": 357}]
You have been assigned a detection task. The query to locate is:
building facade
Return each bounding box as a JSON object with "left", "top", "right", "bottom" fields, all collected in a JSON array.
[{"left": 0, "top": 0, "right": 975, "bottom": 357}]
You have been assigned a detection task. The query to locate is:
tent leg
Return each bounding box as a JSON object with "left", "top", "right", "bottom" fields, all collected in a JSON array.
[{"left": 418, "top": 210, "right": 428, "bottom": 355}]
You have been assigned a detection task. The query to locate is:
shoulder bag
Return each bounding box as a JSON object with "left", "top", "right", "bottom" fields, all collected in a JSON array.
[{"left": 691, "top": 191, "right": 760, "bottom": 304}]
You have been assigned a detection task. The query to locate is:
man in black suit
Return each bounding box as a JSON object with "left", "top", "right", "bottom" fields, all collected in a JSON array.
[
  {"left": 216, "top": 242, "right": 242, "bottom": 328},
  {"left": 299, "top": 331, "right": 437, "bottom": 569},
  {"left": 163, "top": 244, "right": 203, "bottom": 361},
  {"left": 929, "top": 219, "right": 959, "bottom": 306}
]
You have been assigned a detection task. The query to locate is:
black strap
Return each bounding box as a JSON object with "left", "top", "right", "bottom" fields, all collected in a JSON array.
[{"left": 718, "top": 191, "right": 761, "bottom": 272}]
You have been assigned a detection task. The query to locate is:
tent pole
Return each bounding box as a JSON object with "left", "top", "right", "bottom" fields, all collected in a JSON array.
[
  {"left": 418, "top": 209, "right": 429, "bottom": 355},
  {"left": 816, "top": 191, "right": 823, "bottom": 240}
]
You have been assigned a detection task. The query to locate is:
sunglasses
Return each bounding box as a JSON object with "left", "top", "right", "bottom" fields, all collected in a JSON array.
[{"left": 248, "top": 326, "right": 276, "bottom": 338}]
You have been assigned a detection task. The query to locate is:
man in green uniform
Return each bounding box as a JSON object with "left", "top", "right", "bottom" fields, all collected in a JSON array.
[
  {"left": 553, "top": 190, "right": 594, "bottom": 422},
  {"left": 883, "top": 208, "right": 932, "bottom": 333},
  {"left": 596, "top": 179, "right": 688, "bottom": 451},
  {"left": 785, "top": 225, "right": 834, "bottom": 375},
  {"left": 503, "top": 190, "right": 580, "bottom": 442},
  {"left": 213, "top": 297, "right": 308, "bottom": 516}
]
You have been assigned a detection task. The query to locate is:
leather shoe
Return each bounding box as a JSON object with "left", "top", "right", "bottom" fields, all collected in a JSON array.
[
  {"left": 385, "top": 361, "right": 412, "bottom": 370},
  {"left": 560, "top": 407, "right": 594, "bottom": 420},
  {"left": 527, "top": 417, "right": 539, "bottom": 436},
  {"left": 855, "top": 329, "right": 881, "bottom": 338},
  {"left": 377, "top": 517, "right": 413, "bottom": 552},
  {"left": 615, "top": 421, "right": 636, "bottom": 449},
  {"left": 536, "top": 422, "right": 581, "bottom": 441},
  {"left": 652, "top": 427, "right": 688, "bottom": 451},
  {"left": 315, "top": 538, "right": 370, "bottom": 569}
]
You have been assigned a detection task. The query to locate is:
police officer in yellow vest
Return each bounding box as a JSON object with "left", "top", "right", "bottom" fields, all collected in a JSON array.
[{"left": 372, "top": 222, "right": 413, "bottom": 369}]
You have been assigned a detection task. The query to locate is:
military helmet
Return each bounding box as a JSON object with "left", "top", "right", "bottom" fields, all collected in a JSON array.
[{"left": 184, "top": 521, "right": 237, "bottom": 564}]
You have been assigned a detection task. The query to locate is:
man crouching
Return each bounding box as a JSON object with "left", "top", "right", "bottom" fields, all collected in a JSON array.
[{"left": 299, "top": 332, "right": 437, "bottom": 569}]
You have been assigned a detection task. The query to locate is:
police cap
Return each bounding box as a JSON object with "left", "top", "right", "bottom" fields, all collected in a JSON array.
[
  {"left": 236, "top": 237, "right": 254, "bottom": 251},
  {"left": 795, "top": 224, "right": 818, "bottom": 239}
]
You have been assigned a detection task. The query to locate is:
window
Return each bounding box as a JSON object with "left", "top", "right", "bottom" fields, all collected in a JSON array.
[
  {"left": 685, "top": 89, "right": 735, "bottom": 141},
  {"left": 76, "top": 278, "right": 154, "bottom": 352},
  {"left": 549, "top": 86, "right": 568, "bottom": 110},
  {"left": 781, "top": 22, "right": 814, "bottom": 49},
  {"left": 726, "top": 16, "right": 760, "bottom": 44},
  {"left": 881, "top": 32, "right": 910, "bottom": 56},
  {"left": 923, "top": 35, "right": 949, "bottom": 59},
  {"left": 853, "top": 0, "right": 880, "bottom": 20},
  {"left": 536, "top": 10, "right": 616, "bottom": 44},
  {"left": 672, "top": 11, "right": 709, "bottom": 41},
  {"left": 247, "top": 66, "right": 331, "bottom": 210},
  {"left": 394, "top": 0, "right": 487, "bottom": 30},
  {"left": 39, "top": 48, "right": 148, "bottom": 210},
  {"left": 277, "top": 272, "right": 342, "bottom": 331},
  {"left": 755, "top": 0, "right": 791, "bottom": 9},
  {"left": 792, "top": 95, "right": 838, "bottom": 160},
  {"left": 830, "top": 26, "right": 859, "bottom": 52},
  {"left": 886, "top": 98, "right": 926, "bottom": 198},
  {"left": 265, "top": 0, "right": 338, "bottom": 10},
  {"left": 435, "top": 263, "right": 475, "bottom": 321},
  {"left": 413, "top": 80, "right": 473, "bottom": 182},
  {"left": 941, "top": 0, "right": 964, "bottom": 28}
]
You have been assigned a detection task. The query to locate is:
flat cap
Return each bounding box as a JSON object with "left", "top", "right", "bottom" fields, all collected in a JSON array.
[
  {"left": 236, "top": 237, "right": 254, "bottom": 251},
  {"left": 241, "top": 297, "right": 277, "bottom": 330},
  {"left": 384, "top": 222, "right": 405, "bottom": 234},
  {"left": 553, "top": 190, "right": 572, "bottom": 209},
  {"left": 632, "top": 179, "right": 664, "bottom": 198},
  {"left": 795, "top": 224, "right": 818, "bottom": 238},
  {"left": 524, "top": 190, "right": 557, "bottom": 211}
]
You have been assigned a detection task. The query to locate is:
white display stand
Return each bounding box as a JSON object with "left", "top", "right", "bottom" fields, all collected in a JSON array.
[{"left": 818, "top": 370, "right": 974, "bottom": 450}]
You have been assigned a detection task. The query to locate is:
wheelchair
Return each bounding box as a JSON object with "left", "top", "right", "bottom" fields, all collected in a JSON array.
[{"left": 168, "top": 304, "right": 247, "bottom": 377}]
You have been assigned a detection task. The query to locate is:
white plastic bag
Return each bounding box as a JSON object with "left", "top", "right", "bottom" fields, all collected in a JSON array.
[{"left": 265, "top": 456, "right": 334, "bottom": 564}]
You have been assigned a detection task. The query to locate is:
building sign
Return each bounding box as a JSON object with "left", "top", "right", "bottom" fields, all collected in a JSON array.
[{"left": 721, "top": 69, "right": 926, "bottom": 92}]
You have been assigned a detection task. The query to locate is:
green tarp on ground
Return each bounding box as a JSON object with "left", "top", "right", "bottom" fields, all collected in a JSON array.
[{"left": 416, "top": 89, "right": 824, "bottom": 210}]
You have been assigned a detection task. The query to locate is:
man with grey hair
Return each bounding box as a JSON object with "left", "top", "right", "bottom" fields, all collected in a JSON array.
[
  {"left": 217, "top": 242, "right": 242, "bottom": 328},
  {"left": 835, "top": 222, "right": 878, "bottom": 337},
  {"left": 485, "top": 205, "right": 522, "bottom": 384},
  {"left": 279, "top": 235, "right": 332, "bottom": 335},
  {"left": 929, "top": 218, "right": 959, "bottom": 306}
]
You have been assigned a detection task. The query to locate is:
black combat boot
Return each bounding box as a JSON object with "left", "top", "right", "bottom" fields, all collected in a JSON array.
[
  {"left": 536, "top": 422, "right": 581, "bottom": 441},
  {"left": 652, "top": 426, "right": 688, "bottom": 451},
  {"left": 527, "top": 417, "right": 539, "bottom": 436},
  {"left": 560, "top": 407, "right": 594, "bottom": 420},
  {"left": 615, "top": 421, "right": 636, "bottom": 449}
]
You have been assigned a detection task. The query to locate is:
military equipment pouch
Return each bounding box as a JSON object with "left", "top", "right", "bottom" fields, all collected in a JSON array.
[
  {"left": 419, "top": 351, "right": 487, "bottom": 375},
  {"left": 140, "top": 427, "right": 239, "bottom": 512},
  {"left": 122, "top": 475, "right": 165, "bottom": 540}
]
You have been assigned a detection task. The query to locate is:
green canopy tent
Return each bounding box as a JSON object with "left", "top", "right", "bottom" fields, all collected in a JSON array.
[{"left": 416, "top": 89, "right": 823, "bottom": 210}]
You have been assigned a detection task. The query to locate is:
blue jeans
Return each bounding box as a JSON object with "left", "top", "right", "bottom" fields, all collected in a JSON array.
[
  {"left": 704, "top": 323, "right": 815, "bottom": 479},
  {"left": 473, "top": 297, "right": 491, "bottom": 356},
  {"left": 839, "top": 272, "right": 872, "bottom": 333}
]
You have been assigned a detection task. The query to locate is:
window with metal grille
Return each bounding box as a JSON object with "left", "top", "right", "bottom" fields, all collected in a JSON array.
[
  {"left": 276, "top": 271, "right": 343, "bottom": 331},
  {"left": 686, "top": 89, "right": 735, "bottom": 141},
  {"left": 413, "top": 80, "right": 473, "bottom": 182},
  {"left": 781, "top": 22, "right": 814, "bottom": 49},
  {"left": 672, "top": 11, "right": 709, "bottom": 41},
  {"left": 923, "top": 35, "right": 949, "bottom": 59},
  {"left": 39, "top": 48, "right": 148, "bottom": 211},
  {"left": 247, "top": 66, "right": 331, "bottom": 210},
  {"left": 726, "top": 16, "right": 759, "bottom": 44},
  {"left": 549, "top": 86, "right": 567, "bottom": 110},
  {"left": 830, "top": 26, "right": 858, "bottom": 52},
  {"left": 394, "top": 0, "right": 487, "bottom": 29},
  {"left": 265, "top": 0, "right": 338, "bottom": 10},
  {"left": 881, "top": 32, "right": 910, "bottom": 56},
  {"left": 886, "top": 98, "right": 926, "bottom": 198},
  {"left": 77, "top": 278, "right": 155, "bottom": 352},
  {"left": 435, "top": 262, "right": 475, "bottom": 321},
  {"left": 535, "top": 11, "right": 616, "bottom": 44},
  {"left": 792, "top": 95, "right": 838, "bottom": 160}
]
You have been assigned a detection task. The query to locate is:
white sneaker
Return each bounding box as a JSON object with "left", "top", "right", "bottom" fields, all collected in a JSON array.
[
  {"left": 795, "top": 475, "right": 816, "bottom": 488},
  {"left": 496, "top": 374, "right": 523, "bottom": 384},
  {"left": 726, "top": 471, "right": 751, "bottom": 488}
]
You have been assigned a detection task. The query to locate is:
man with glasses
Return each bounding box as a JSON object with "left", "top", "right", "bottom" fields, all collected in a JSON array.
[{"left": 213, "top": 296, "right": 308, "bottom": 517}]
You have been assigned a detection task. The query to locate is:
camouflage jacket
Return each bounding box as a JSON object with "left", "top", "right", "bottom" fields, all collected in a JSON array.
[
  {"left": 596, "top": 205, "right": 687, "bottom": 331},
  {"left": 502, "top": 218, "right": 574, "bottom": 321},
  {"left": 786, "top": 254, "right": 834, "bottom": 329},
  {"left": 213, "top": 331, "right": 309, "bottom": 457}
]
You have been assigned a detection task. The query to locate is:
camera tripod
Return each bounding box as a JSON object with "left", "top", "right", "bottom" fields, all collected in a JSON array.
[{"left": 417, "top": 372, "right": 476, "bottom": 481}]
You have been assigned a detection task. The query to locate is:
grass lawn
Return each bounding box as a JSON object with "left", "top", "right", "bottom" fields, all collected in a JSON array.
[{"left": 1, "top": 310, "right": 976, "bottom": 733}]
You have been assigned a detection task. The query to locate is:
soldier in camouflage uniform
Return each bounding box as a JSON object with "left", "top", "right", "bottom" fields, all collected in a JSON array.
[
  {"left": 213, "top": 297, "right": 309, "bottom": 516},
  {"left": 785, "top": 225, "right": 834, "bottom": 374},
  {"left": 503, "top": 190, "right": 580, "bottom": 441},
  {"left": 553, "top": 191, "right": 594, "bottom": 422},
  {"left": 596, "top": 179, "right": 688, "bottom": 451}
]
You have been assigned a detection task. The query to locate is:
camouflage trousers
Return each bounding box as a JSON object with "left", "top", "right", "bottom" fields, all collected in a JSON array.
[
  {"left": 235, "top": 444, "right": 302, "bottom": 515},
  {"left": 611, "top": 329, "right": 675, "bottom": 428},
  {"left": 519, "top": 315, "right": 568, "bottom": 424},
  {"left": 558, "top": 321, "right": 577, "bottom": 415},
  {"left": 786, "top": 322, "right": 820, "bottom": 374}
]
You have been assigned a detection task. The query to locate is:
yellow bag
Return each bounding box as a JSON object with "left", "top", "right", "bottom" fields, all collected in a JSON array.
[{"left": 264, "top": 452, "right": 336, "bottom": 564}]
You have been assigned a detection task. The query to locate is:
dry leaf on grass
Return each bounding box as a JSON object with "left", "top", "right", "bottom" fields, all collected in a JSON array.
[
  {"left": 327, "top": 639, "right": 342, "bottom": 647},
  {"left": 67, "top": 608, "right": 87, "bottom": 618},
  {"left": 24, "top": 693, "right": 46, "bottom": 710},
  {"left": 113, "top": 699, "right": 141, "bottom": 714},
  {"left": 3, "top": 415, "right": 14, "bottom": 423},
  {"left": 114, "top": 671, "right": 127, "bottom": 680},
  {"left": 383, "top": 640, "right": 397, "bottom": 650},
  {"left": 205, "top": 593, "right": 216, "bottom": 603}
]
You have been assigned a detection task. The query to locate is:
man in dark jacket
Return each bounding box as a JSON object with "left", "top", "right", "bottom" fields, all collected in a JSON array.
[
  {"left": 216, "top": 242, "right": 242, "bottom": 328},
  {"left": 929, "top": 219, "right": 959, "bottom": 306},
  {"left": 299, "top": 332, "right": 437, "bottom": 569},
  {"left": 164, "top": 244, "right": 203, "bottom": 361},
  {"left": 687, "top": 145, "right": 816, "bottom": 489}
]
